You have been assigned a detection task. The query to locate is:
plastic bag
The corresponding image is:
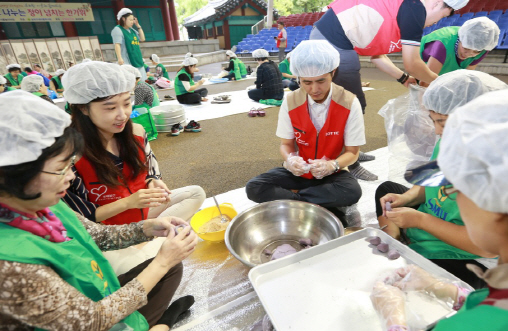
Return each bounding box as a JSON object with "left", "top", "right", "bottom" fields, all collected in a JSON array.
[
  {"left": 131, "top": 108, "right": 158, "bottom": 141},
  {"left": 155, "top": 77, "right": 172, "bottom": 89},
  {"left": 378, "top": 85, "right": 437, "bottom": 180}
]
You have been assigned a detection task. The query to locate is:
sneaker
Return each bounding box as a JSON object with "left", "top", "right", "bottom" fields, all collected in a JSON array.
[
  {"left": 184, "top": 120, "right": 201, "bottom": 132},
  {"left": 171, "top": 123, "right": 184, "bottom": 136},
  {"left": 164, "top": 95, "right": 175, "bottom": 100}
]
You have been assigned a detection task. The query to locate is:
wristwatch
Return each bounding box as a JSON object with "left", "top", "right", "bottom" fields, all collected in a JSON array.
[{"left": 333, "top": 160, "right": 340, "bottom": 172}]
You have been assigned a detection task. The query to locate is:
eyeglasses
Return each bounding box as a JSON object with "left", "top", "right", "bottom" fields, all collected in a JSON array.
[
  {"left": 41, "top": 155, "right": 76, "bottom": 177},
  {"left": 442, "top": 185, "right": 459, "bottom": 200}
]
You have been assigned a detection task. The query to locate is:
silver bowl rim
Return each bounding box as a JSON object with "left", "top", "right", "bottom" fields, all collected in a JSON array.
[{"left": 224, "top": 199, "right": 344, "bottom": 268}]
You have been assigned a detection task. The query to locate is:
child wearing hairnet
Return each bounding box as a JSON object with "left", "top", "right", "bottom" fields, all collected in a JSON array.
[
  {"left": 420, "top": 17, "right": 500, "bottom": 85},
  {"left": 20, "top": 74, "right": 54, "bottom": 104},
  {"left": 60, "top": 61, "right": 205, "bottom": 273},
  {"left": 371, "top": 90, "right": 508, "bottom": 331},
  {"left": 376, "top": 70, "right": 508, "bottom": 289}
]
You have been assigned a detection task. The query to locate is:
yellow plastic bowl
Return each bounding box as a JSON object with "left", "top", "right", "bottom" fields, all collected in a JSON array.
[{"left": 190, "top": 203, "right": 237, "bottom": 242}]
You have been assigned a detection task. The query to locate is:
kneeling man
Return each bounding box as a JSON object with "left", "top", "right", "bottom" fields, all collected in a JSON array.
[{"left": 246, "top": 40, "right": 364, "bottom": 209}]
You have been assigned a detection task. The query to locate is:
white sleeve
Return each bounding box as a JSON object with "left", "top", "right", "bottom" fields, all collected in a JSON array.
[
  {"left": 182, "top": 81, "right": 191, "bottom": 91},
  {"left": 344, "top": 97, "right": 366, "bottom": 146},
  {"left": 275, "top": 98, "right": 295, "bottom": 139}
]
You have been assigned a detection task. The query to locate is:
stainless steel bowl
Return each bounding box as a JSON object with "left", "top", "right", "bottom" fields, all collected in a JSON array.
[{"left": 225, "top": 200, "right": 344, "bottom": 267}]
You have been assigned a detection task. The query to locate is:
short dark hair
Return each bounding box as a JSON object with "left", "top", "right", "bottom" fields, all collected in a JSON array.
[
  {"left": 24, "top": 67, "right": 32, "bottom": 72},
  {"left": 443, "top": 3, "right": 455, "bottom": 16},
  {"left": 0, "top": 127, "right": 84, "bottom": 200},
  {"left": 119, "top": 13, "right": 133, "bottom": 27},
  {"left": 278, "top": 21, "right": 284, "bottom": 26},
  {"left": 8, "top": 67, "right": 21, "bottom": 73},
  {"left": 255, "top": 57, "right": 268, "bottom": 61}
]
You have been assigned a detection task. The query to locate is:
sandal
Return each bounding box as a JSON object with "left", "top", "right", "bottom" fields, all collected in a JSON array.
[
  {"left": 257, "top": 108, "right": 266, "bottom": 117},
  {"left": 248, "top": 108, "right": 258, "bottom": 117}
]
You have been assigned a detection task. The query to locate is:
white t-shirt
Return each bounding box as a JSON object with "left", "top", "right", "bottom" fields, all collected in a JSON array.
[{"left": 276, "top": 84, "right": 366, "bottom": 147}]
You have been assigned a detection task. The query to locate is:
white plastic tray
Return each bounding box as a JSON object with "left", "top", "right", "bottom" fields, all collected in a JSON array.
[{"left": 249, "top": 228, "right": 473, "bottom": 331}]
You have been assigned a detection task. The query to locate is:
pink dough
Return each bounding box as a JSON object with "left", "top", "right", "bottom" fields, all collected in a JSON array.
[
  {"left": 270, "top": 244, "right": 298, "bottom": 261},
  {"left": 385, "top": 201, "right": 392, "bottom": 212}
]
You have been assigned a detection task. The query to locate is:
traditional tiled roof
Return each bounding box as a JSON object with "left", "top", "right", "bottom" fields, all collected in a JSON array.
[{"left": 184, "top": 0, "right": 277, "bottom": 26}]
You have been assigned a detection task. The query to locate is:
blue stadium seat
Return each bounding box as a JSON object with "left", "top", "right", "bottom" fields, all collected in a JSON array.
[
  {"left": 474, "top": 11, "right": 488, "bottom": 17},
  {"left": 461, "top": 12, "right": 474, "bottom": 19}
]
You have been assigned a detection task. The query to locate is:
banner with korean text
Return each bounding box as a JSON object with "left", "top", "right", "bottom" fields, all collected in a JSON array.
[{"left": 0, "top": 2, "right": 94, "bottom": 22}]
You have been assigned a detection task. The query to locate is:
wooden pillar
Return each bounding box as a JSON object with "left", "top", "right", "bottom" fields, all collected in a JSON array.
[
  {"left": 212, "top": 22, "right": 217, "bottom": 39},
  {"left": 111, "top": 0, "right": 126, "bottom": 18},
  {"left": 160, "top": 0, "right": 174, "bottom": 41},
  {"left": 168, "top": 0, "right": 180, "bottom": 40},
  {"left": 0, "top": 23, "right": 8, "bottom": 40},
  {"left": 224, "top": 19, "right": 231, "bottom": 50},
  {"left": 57, "top": 0, "right": 78, "bottom": 37}
]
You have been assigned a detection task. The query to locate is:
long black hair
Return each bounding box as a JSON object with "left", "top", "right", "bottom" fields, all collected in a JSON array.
[
  {"left": 0, "top": 127, "right": 84, "bottom": 200},
  {"left": 70, "top": 96, "right": 147, "bottom": 188}
]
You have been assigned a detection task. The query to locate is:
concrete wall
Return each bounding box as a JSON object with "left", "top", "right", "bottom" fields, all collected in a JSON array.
[{"left": 101, "top": 39, "right": 220, "bottom": 62}]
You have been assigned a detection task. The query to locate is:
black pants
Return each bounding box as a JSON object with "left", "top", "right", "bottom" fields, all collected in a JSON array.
[
  {"left": 375, "top": 181, "right": 487, "bottom": 289},
  {"left": 118, "top": 258, "right": 184, "bottom": 327},
  {"left": 248, "top": 88, "right": 284, "bottom": 102},
  {"left": 246, "top": 167, "right": 362, "bottom": 208},
  {"left": 176, "top": 88, "right": 208, "bottom": 105}
]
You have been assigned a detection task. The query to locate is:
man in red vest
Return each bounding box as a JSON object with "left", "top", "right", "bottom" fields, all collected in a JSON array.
[
  {"left": 246, "top": 40, "right": 363, "bottom": 214},
  {"left": 275, "top": 21, "right": 288, "bottom": 63},
  {"left": 311, "top": 0, "right": 468, "bottom": 112}
]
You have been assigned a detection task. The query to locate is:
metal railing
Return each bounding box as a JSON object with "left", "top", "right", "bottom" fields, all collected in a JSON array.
[{"left": 251, "top": 16, "right": 266, "bottom": 35}]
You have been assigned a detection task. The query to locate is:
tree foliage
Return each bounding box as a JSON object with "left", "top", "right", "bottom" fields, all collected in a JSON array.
[
  {"left": 175, "top": 0, "right": 208, "bottom": 25},
  {"left": 275, "top": 0, "right": 328, "bottom": 16}
]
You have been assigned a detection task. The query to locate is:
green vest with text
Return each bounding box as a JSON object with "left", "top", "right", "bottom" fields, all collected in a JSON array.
[
  {"left": 116, "top": 25, "right": 144, "bottom": 68},
  {"left": 174, "top": 68, "right": 194, "bottom": 96},
  {"left": 0, "top": 201, "right": 149, "bottom": 331},
  {"left": 5, "top": 73, "right": 23, "bottom": 86},
  {"left": 420, "top": 27, "right": 485, "bottom": 75}
]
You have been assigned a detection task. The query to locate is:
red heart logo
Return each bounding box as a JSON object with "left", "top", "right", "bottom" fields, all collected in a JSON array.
[{"left": 90, "top": 185, "right": 107, "bottom": 202}]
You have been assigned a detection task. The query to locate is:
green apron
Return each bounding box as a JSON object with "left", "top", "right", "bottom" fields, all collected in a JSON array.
[
  {"left": 53, "top": 75, "right": 64, "bottom": 90},
  {"left": 0, "top": 201, "right": 148, "bottom": 330},
  {"left": 4, "top": 86, "right": 16, "bottom": 91},
  {"left": 420, "top": 27, "right": 485, "bottom": 75},
  {"left": 434, "top": 288, "right": 508, "bottom": 331},
  {"left": 407, "top": 139, "right": 480, "bottom": 260},
  {"left": 279, "top": 59, "right": 292, "bottom": 80},
  {"left": 156, "top": 63, "right": 170, "bottom": 80},
  {"left": 132, "top": 82, "right": 159, "bottom": 141},
  {"left": 229, "top": 59, "right": 241, "bottom": 80},
  {"left": 32, "top": 92, "right": 45, "bottom": 97},
  {"left": 117, "top": 25, "right": 144, "bottom": 68},
  {"left": 174, "top": 68, "right": 194, "bottom": 96},
  {"left": 236, "top": 58, "right": 247, "bottom": 77},
  {"left": 5, "top": 72, "right": 23, "bottom": 86},
  {"left": 144, "top": 64, "right": 156, "bottom": 81}
]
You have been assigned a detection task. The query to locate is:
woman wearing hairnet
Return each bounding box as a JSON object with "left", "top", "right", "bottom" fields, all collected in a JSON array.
[
  {"left": 375, "top": 70, "right": 508, "bottom": 288},
  {"left": 20, "top": 74, "right": 54, "bottom": 104},
  {"left": 174, "top": 57, "right": 208, "bottom": 108},
  {"left": 111, "top": 8, "right": 146, "bottom": 81},
  {"left": 371, "top": 90, "right": 508, "bottom": 331},
  {"left": 248, "top": 48, "right": 284, "bottom": 102},
  {"left": 150, "top": 54, "right": 170, "bottom": 80},
  {"left": 0, "top": 75, "right": 15, "bottom": 94},
  {"left": 420, "top": 17, "right": 500, "bottom": 84},
  {"left": 122, "top": 64, "right": 161, "bottom": 113},
  {"left": 4, "top": 63, "right": 24, "bottom": 88},
  {"left": 223, "top": 50, "right": 247, "bottom": 81},
  {"left": 0, "top": 91, "right": 197, "bottom": 330},
  {"left": 50, "top": 68, "right": 66, "bottom": 93},
  {"left": 60, "top": 62, "right": 205, "bottom": 271}
]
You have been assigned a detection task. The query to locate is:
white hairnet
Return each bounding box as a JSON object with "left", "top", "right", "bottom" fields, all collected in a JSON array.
[
  {"left": 226, "top": 50, "right": 236, "bottom": 58},
  {"left": 0, "top": 76, "right": 6, "bottom": 85},
  {"left": 443, "top": 0, "right": 468, "bottom": 10},
  {"left": 54, "top": 69, "right": 65, "bottom": 76},
  {"left": 286, "top": 52, "right": 292, "bottom": 59},
  {"left": 290, "top": 40, "right": 340, "bottom": 78},
  {"left": 122, "top": 64, "right": 141, "bottom": 79},
  {"left": 0, "top": 90, "right": 71, "bottom": 167},
  {"left": 423, "top": 70, "right": 507, "bottom": 115},
  {"left": 252, "top": 49, "right": 269, "bottom": 58},
  {"left": 62, "top": 61, "right": 136, "bottom": 104},
  {"left": 21, "top": 74, "right": 44, "bottom": 93},
  {"left": 185, "top": 52, "right": 193, "bottom": 58},
  {"left": 151, "top": 54, "right": 160, "bottom": 63},
  {"left": 459, "top": 17, "right": 500, "bottom": 51},
  {"left": 82, "top": 58, "right": 92, "bottom": 63},
  {"left": 117, "top": 8, "right": 132, "bottom": 21},
  {"left": 182, "top": 57, "right": 198, "bottom": 66},
  {"left": 6, "top": 64, "right": 21, "bottom": 70},
  {"left": 439, "top": 90, "right": 508, "bottom": 213}
]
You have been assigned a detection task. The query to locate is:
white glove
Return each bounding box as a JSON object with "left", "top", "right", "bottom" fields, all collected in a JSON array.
[
  {"left": 284, "top": 153, "right": 310, "bottom": 177},
  {"left": 370, "top": 282, "right": 408, "bottom": 330},
  {"left": 309, "top": 159, "right": 337, "bottom": 179}
]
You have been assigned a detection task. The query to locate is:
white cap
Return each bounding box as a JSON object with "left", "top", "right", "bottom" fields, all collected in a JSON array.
[
  {"left": 439, "top": 90, "right": 508, "bottom": 213},
  {"left": 443, "top": 0, "right": 469, "bottom": 10},
  {"left": 290, "top": 40, "right": 340, "bottom": 78},
  {"left": 122, "top": 64, "right": 141, "bottom": 79},
  {"left": 62, "top": 61, "right": 136, "bottom": 104},
  {"left": 21, "top": 74, "right": 44, "bottom": 93},
  {"left": 182, "top": 57, "right": 198, "bottom": 66},
  {"left": 117, "top": 8, "right": 133, "bottom": 21},
  {"left": 185, "top": 52, "right": 193, "bottom": 58},
  {"left": 6, "top": 64, "right": 21, "bottom": 70},
  {"left": 286, "top": 52, "right": 292, "bottom": 59},
  {"left": 0, "top": 76, "right": 6, "bottom": 85},
  {"left": 459, "top": 17, "right": 500, "bottom": 51},
  {"left": 226, "top": 50, "right": 236, "bottom": 58},
  {"left": 54, "top": 69, "right": 66, "bottom": 76},
  {"left": 423, "top": 70, "right": 507, "bottom": 115},
  {"left": 252, "top": 49, "right": 269, "bottom": 58},
  {"left": 0, "top": 90, "right": 71, "bottom": 167},
  {"left": 151, "top": 54, "right": 160, "bottom": 63}
]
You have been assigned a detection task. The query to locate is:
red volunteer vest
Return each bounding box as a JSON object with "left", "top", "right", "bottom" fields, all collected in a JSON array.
[
  {"left": 74, "top": 135, "right": 149, "bottom": 225},
  {"left": 287, "top": 84, "right": 354, "bottom": 179},
  {"left": 328, "top": 0, "right": 405, "bottom": 56},
  {"left": 277, "top": 30, "right": 287, "bottom": 48}
]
